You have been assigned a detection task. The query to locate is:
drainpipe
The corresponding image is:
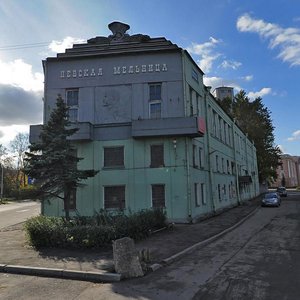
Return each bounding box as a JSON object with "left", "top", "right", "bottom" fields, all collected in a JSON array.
[
  {"left": 204, "top": 92, "right": 216, "bottom": 213},
  {"left": 185, "top": 137, "right": 192, "bottom": 222},
  {"left": 181, "top": 52, "right": 192, "bottom": 222},
  {"left": 232, "top": 122, "right": 241, "bottom": 205}
]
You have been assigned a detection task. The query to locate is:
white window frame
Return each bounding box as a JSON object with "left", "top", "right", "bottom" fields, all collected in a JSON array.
[
  {"left": 149, "top": 101, "right": 162, "bottom": 119},
  {"left": 66, "top": 89, "right": 79, "bottom": 122}
]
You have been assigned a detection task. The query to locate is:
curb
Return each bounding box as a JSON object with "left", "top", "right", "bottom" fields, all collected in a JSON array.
[
  {"left": 0, "top": 264, "right": 121, "bottom": 283},
  {"left": 149, "top": 205, "right": 260, "bottom": 272},
  {"left": 0, "top": 205, "right": 260, "bottom": 281}
]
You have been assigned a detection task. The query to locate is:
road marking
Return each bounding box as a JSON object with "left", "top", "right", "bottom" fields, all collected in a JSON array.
[{"left": 16, "top": 209, "right": 30, "bottom": 213}]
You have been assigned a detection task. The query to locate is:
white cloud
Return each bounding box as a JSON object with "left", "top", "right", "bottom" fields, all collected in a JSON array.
[
  {"left": 241, "top": 75, "right": 253, "bottom": 81},
  {"left": 0, "top": 125, "right": 29, "bottom": 148},
  {"left": 277, "top": 144, "right": 286, "bottom": 153},
  {"left": 237, "top": 14, "right": 300, "bottom": 66},
  {"left": 187, "top": 37, "right": 222, "bottom": 73},
  {"left": 0, "top": 59, "right": 43, "bottom": 92},
  {"left": 247, "top": 87, "right": 272, "bottom": 99},
  {"left": 49, "top": 36, "right": 85, "bottom": 53},
  {"left": 287, "top": 130, "right": 300, "bottom": 141},
  {"left": 220, "top": 60, "right": 242, "bottom": 70}
]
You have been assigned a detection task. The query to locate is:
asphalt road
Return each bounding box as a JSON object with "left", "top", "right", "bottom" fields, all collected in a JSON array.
[
  {"left": 0, "top": 201, "right": 40, "bottom": 229},
  {"left": 0, "top": 193, "right": 299, "bottom": 299}
]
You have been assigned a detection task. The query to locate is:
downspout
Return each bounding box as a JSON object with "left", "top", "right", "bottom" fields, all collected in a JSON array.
[
  {"left": 232, "top": 122, "right": 241, "bottom": 205},
  {"left": 204, "top": 92, "right": 216, "bottom": 213},
  {"left": 181, "top": 51, "right": 192, "bottom": 221},
  {"left": 185, "top": 137, "right": 192, "bottom": 222}
]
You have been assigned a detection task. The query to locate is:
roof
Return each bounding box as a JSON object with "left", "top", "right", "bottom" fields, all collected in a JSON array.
[{"left": 46, "top": 21, "right": 181, "bottom": 61}]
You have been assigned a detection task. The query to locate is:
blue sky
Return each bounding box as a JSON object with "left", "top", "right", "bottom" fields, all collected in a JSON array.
[{"left": 0, "top": 0, "right": 299, "bottom": 155}]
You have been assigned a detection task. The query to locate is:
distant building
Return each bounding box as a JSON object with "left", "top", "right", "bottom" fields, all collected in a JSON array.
[
  {"left": 30, "top": 22, "right": 259, "bottom": 223},
  {"left": 273, "top": 154, "right": 300, "bottom": 188},
  {"left": 213, "top": 86, "right": 234, "bottom": 101}
]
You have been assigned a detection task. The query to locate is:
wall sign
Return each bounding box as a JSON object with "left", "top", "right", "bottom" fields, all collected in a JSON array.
[{"left": 60, "top": 63, "right": 168, "bottom": 79}]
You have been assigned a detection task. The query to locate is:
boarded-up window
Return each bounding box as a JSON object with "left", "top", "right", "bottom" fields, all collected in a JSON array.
[
  {"left": 150, "top": 144, "right": 164, "bottom": 168},
  {"left": 104, "top": 186, "right": 125, "bottom": 209},
  {"left": 104, "top": 146, "right": 124, "bottom": 167},
  {"left": 152, "top": 184, "right": 165, "bottom": 208}
]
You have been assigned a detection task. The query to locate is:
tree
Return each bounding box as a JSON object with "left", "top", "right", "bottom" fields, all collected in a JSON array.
[
  {"left": 0, "top": 144, "right": 7, "bottom": 202},
  {"left": 220, "top": 90, "right": 281, "bottom": 183},
  {"left": 10, "top": 133, "right": 29, "bottom": 191},
  {"left": 25, "top": 95, "right": 98, "bottom": 219}
]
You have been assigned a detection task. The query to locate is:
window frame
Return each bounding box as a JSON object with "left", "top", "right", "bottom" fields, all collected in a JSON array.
[
  {"left": 103, "top": 146, "right": 125, "bottom": 169},
  {"left": 150, "top": 144, "right": 164, "bottom": 168},
  {"left": 104, "top": 185, "right": 126, "bottom": 210},
  {"left": 151, "top": 184, "right": 166, "bottom": 209},
  {"left": 149, "top": 101, "right": 162, "bottom": 119},
  {"left": 65, "top": 89, "right": 79, "bottom": 122}
]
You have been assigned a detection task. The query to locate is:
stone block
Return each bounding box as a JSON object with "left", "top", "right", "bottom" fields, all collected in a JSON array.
[{"left": 113, "top": 237, "right": 144, "bottom": 278}]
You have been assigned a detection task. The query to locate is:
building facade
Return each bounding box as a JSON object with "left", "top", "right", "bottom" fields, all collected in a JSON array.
[
  {"left": 30, "top": 22, "right": 259, "bottom": 223},
  {"left": 273, "top": 154, "right": 300, "bottom": 188}
]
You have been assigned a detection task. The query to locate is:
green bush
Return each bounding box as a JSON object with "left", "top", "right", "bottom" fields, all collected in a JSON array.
[
  {"left": 24, "top": 208, "right": 167, "bottom": 249},
  {"left": 11, "top": 186, "right": 39, "bottom": 200}
]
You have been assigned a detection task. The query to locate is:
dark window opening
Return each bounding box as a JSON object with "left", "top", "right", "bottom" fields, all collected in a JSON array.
[
  {"left": 150, "top": 144, "right": 164, "bottom": 167},
  {"left": 104, "top": 146, "right": 124, "bottom": 168},
  {"left": 152, "top": 184, "right": 165, "bottom": 208},
  {"left": 104, "top": 186, "right": 125, "bottom": 209}
]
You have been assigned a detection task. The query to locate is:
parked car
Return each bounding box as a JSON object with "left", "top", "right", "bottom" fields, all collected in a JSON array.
[
  {"left": 276, "top": 186, "right": 287, "bottom": 197},
  {"left": 261, "top": 192, "right": 281, "bottom": 207}
]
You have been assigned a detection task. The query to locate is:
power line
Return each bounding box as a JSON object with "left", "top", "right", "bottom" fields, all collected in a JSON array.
[{"left": 0, "top": 42, "right": 50, "bottom": 51}]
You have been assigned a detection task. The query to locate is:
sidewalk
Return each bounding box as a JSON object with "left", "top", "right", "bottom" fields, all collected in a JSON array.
[{"left": 0, "top": 196, "right": 261, "bottom": 282}]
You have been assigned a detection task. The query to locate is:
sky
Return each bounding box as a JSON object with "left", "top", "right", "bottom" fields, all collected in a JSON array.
[{"left": 0, "top": 0, "right": 299, "bottom": 155}]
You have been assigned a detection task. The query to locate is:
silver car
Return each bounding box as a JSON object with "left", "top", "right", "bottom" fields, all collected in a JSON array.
[{"left": 261, "top": 192, "right": 281, "bottom": 207}]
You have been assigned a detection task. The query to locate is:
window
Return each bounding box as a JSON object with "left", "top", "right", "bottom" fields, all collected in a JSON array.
[
  {"left": 150, "top": 144, "right": 164, "bottom": 167},
  {"left": 152, "top": 184, "right": 165, "bottom": 208},
  {"left": 227, "top": 160, "right": 230, "bottom": 174},
  {"left": 104, "top": 146, "right": 124, "bottom": 168},
  {"left": 195, "top": 183, "right": 206, "bottom": 206},
  {"left": 149, "top": 102, "right": 161, "bottom": 119},
  {"left": 218, "top": 184, "right": 221, "bottom": 201},
  {"left": 66, "top": 89, "right": 79, "bottom": 122},
  {"left": 193, "top": 145, "right": 198, "bottom": 167},
  {"left": 231, "top": 162, "right": 236, "bottom": 174},
  {"left": 216, "top": 155, "right": 219, "bottom": 172},
  {"left": 190, "top": 87, "right": 194, "bottom": 116},
  {"left": 221, "top": 158, "right": 224, "bottom": 173},
  {"left": 64, "top": 188, "right": 76, "bottom": 210},
  {"left": 192, "top": 69, "right": 199, "bottom": 83},
  {"left": 104, "top": 186, "right": 125, "bottom": 209},
  {"left": 149, "top": 84, "right": 162, "bottom": 100},
  {"left": 149, "top": 83, "right": 162, "bottom": 119},
  {"left": 199, "top": 147, "right": 204, "bottom": 168}
]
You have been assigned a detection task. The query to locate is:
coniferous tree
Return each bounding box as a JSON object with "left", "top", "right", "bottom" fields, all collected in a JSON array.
[
  {"left": 220, "top": 90, "right": 281, "bottom": 183},
  {"left": 25, "top": 95, "right": 98, "bottom": 219}
]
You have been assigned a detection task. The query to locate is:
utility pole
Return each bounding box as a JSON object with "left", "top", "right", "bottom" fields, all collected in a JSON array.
[{"left": 0, "top": 163, "right": 3, "bottom": 202}]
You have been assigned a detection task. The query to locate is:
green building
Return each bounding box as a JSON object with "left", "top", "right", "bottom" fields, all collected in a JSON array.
[{"left": 30, "top": 22, "right": 259, "bottom": 223}]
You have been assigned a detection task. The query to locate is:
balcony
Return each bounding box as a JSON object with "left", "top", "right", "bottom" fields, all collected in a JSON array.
[
  {"left": 29, "top": 122, "right": 93, "bottom": 144},
  {"left": 132, "top": 117, "right": 205, "bottom": 138}
]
